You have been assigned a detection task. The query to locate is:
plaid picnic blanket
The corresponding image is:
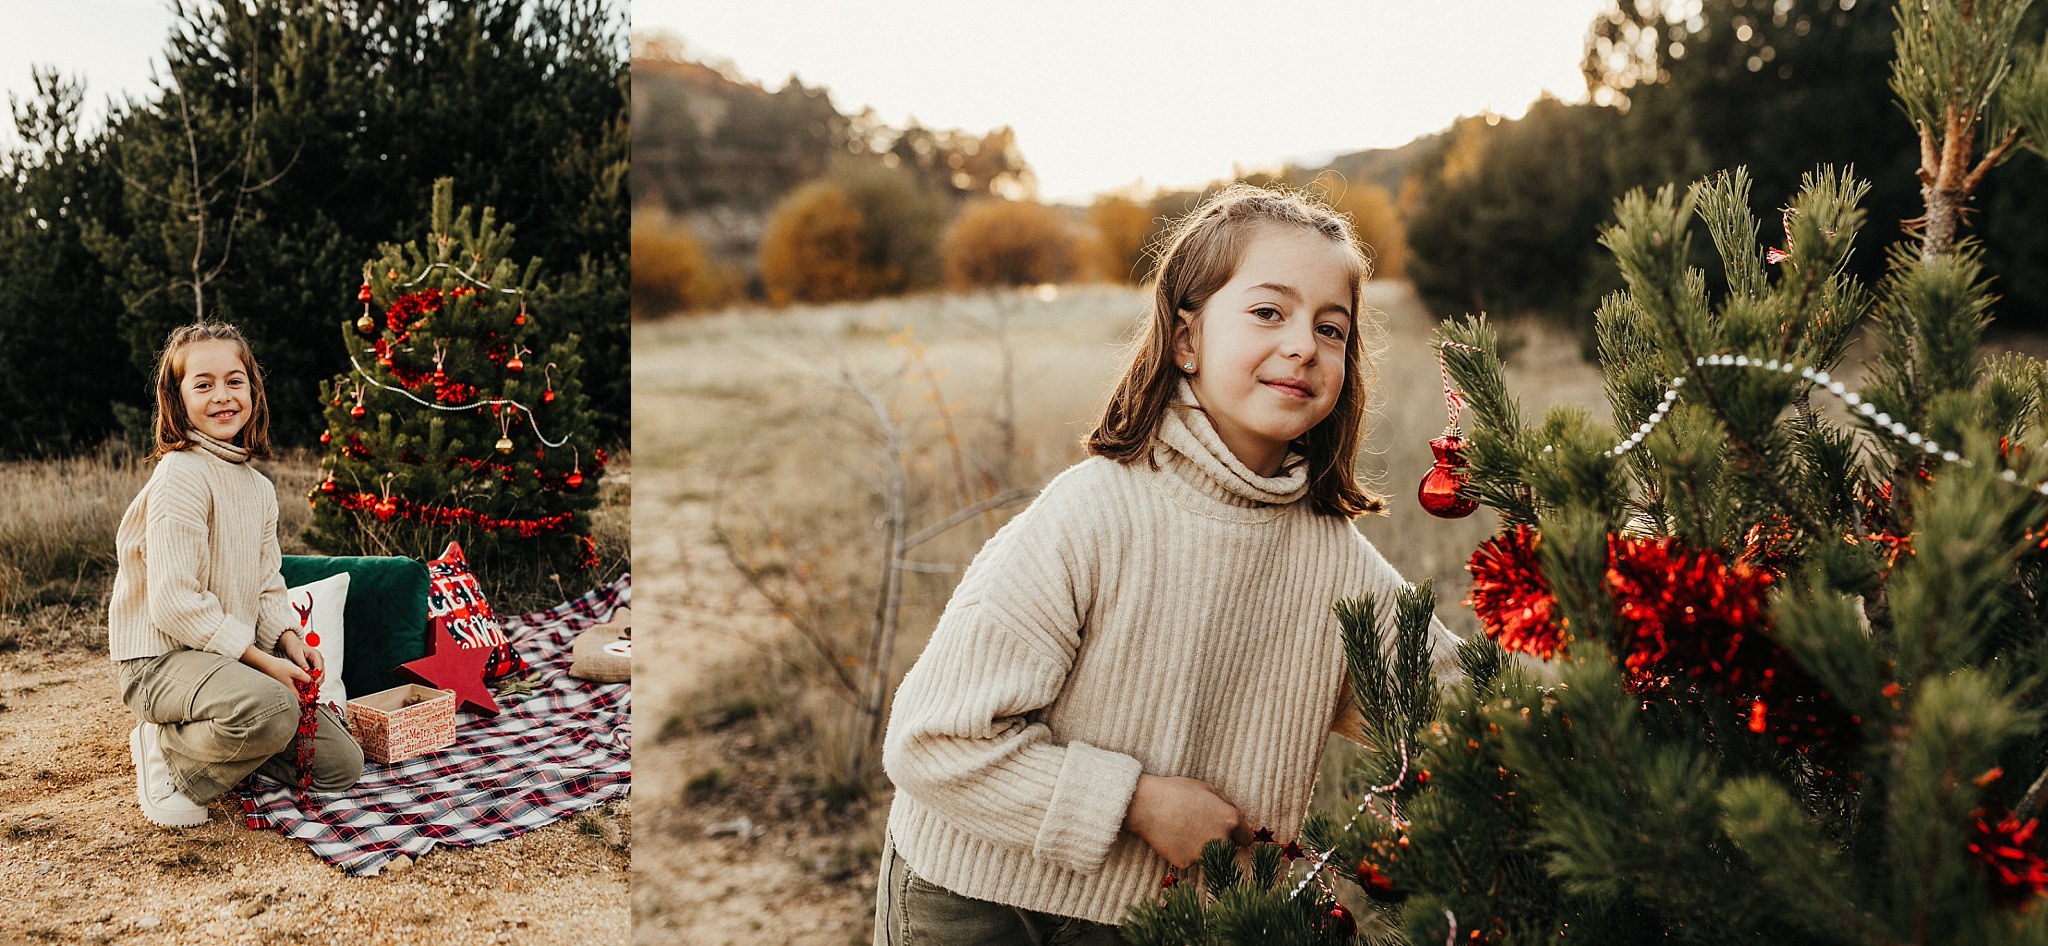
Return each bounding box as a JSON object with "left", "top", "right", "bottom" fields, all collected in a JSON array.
[{"left": 237, "top": 573, "right": 631, "bottom": 875}]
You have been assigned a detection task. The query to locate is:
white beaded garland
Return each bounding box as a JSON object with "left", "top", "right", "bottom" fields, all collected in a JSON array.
[{"left": 1593, "top": 354, "right": 2036, "bottom": 498}]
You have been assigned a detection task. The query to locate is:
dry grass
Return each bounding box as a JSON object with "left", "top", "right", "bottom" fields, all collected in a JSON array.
[{"left": 0, "top": 445, "right": 630, "bottom": 653}]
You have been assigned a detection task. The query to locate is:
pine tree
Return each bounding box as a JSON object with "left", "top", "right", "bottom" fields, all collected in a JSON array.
[
  {"left": 1122, "top": 3, "right": 2048, "bottom": 943},
  {"left": 304, "top": 178, "right": 606, "bottom": 599}
]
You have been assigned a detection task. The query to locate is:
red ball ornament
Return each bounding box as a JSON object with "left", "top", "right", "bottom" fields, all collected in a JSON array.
[
  {"left": 566, "top": 470, "right": 585, "bottom": 489},
  {"left": 372, "top": 498, "right": 397, "bottom": 522},
  {"left": 506, "top": 356, "right": 525, "bottom": 372},
  {"left": 350, "top": 405, "right": 367, "bottom": 419},
  {"left": 357, "top": 283, "right": 372, "bottom": 302},
  {"left": 305, "top": 631, "right": 321, "bottom": 648},
  {"left": 1322, "top": 902, "right": 1357, "bottom": 938},
  {"left": 318, "top": 478, "right": 336, "bottom": 495},
  {"left": 515, "top": 312, "right": 526, "bottom": 326},
  {"left": 319, "top": 431, "right": 331, "bottom": 444},
  {"left": 1419, "top": 432, "right": 1478, "bottom": 518},
  {"left": 543, "top": 388, "right": 556, "bottom": 403}
]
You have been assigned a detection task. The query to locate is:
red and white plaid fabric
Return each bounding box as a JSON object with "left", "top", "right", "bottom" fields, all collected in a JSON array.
[{"left": 235, "top": 573, "right": 631, "bottom": 875}]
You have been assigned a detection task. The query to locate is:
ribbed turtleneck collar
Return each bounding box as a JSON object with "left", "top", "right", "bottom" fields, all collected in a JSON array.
[
  {"left": 1152, "top": 380, "right": 1308, "bottom": 510},
  {"left": 190, "top": 430, "right": 251, "bottom": 464}
]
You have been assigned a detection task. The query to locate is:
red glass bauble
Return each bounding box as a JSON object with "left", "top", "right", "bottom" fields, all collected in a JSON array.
[
  {"left": 357, "top": 283, "right": 372, "bottom": 302},
  {"left": 506, "top": 356, "right": 525, "bottom": 372},
  {"left": 319, "top": 431, "right": 331, "bottom": 444},
  {"left": 1323, "top": 902, "right": 1357, "bottom": 938},
  {"left": 350, "top": 405, "right": 367, "bottom": 419},
  {"left": 318, "top": 478, "right": 336, "bottom": 494},
  {"left": 515, "top": 313, "right": 526, "bottom": 326},
  {"left": 372, "top": 498, "right": 397, "bottom": 522},
  {"left": 1419, "top": 434, "right": 1478, "bottom": 518},
  {"left": 567, "top": 470, "right": 584, "bottom": 489},
  {"left": 543, "top": 388, "right": 556, "bottom": 403}
]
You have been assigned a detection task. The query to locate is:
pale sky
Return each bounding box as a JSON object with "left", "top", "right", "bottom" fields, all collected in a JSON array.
[
  {"left": 0, "top": 0, "right": 174, "bottom": 140},
  {"left": 632, "top": 0, "right": 1618, "bottom": 203}
]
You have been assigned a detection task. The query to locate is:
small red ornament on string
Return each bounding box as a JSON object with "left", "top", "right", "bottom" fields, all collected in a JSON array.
[
  {"left": 1423, "top": 341, "right": 1484, "bottom": 518},
  {"left": 1320, "top": 902, "right": 1357, "bottom": 938},
  {"left": 543, "top": 361, "right": 558, "bottom": 403},
  {"left": 566, "top": 446, "right": 585, "bottom": 490},
  {"left": 507, "top": 346, "right": 527, "bottom": 373},
  {"left": 1420, "top": 429, "right": 1479, "bottom": 518},
  {"left": 515, "top": 299, "right": 528, "bottom": 326},
  {"left": 319, "top": 430, "right": 331, "bottom": 444}
]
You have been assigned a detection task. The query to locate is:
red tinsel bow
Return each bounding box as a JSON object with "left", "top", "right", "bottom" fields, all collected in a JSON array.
[{"left": 1465, "top": 525, "right": 1567, "bottom": 659}]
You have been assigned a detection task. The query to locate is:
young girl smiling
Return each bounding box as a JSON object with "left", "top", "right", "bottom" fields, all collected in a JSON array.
[
  {"left": 109, "top": 322, "right": 362, "bottom": 827},
  {"left": 874, "top": 185, "right": 1458, "bottom": 941}
]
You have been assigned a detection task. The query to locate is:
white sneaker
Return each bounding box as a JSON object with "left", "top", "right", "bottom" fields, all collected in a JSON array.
[{"left": 130, "top": 723, "right": 209, "bottom": 828}]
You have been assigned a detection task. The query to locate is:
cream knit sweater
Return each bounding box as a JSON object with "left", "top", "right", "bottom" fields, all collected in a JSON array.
[
  {"left": 882, "top": 394, "right": 1460, "bottom": 925},
  {"left": 107, "top": 434, "right": 295, "bottom": 662}
]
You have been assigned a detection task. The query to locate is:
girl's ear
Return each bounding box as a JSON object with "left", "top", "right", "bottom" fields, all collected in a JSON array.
[{"left": 1172, "top": 309, "right": 1197, "bottom": 367}]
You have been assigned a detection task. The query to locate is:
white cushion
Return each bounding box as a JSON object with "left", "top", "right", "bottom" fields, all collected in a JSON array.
[{"left": 284, "top": 572, "right": 350, "bottom": 711}]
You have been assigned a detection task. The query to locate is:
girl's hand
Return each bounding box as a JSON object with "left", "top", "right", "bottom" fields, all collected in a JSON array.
[
  {"left": 241, "top": 646, "right": 311, "bottom": 688},
  {"left": 1123, "top": 774, "right": 1251, "bottom": 868},
  {"left": 278, "top": 630, "right": 324, "bottom": 674}
]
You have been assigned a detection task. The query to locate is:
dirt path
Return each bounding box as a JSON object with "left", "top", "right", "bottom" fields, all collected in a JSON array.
[{"left": 0, "top": 646, "right": 629, "bottom": 946}]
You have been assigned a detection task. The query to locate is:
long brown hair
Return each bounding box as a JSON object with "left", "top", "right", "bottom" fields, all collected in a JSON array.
[
  {"left": 1087, "top": 183, "right": 1384, "bottom": 519},
  {"left": 149, "top": 322, "right": 274, "bottom": 460}
]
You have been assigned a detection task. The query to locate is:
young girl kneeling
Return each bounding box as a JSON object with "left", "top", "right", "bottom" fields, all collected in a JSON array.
[
  {"left": 109, "top": 322, "right": 363, "bottom": 828},
  {"left": 875, "top": 185, "right": 1458, "bottom": 942}
]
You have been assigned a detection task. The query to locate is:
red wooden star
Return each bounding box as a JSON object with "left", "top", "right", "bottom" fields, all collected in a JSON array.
[{"left": 398, "top": 617, "right": 500, "bottom": 717}]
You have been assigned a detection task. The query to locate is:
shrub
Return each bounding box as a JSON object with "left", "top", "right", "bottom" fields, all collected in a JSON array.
[
  {"left": 828, "top": 160, "right": 949, "bottom": 293},
  {"left": 1321, "top": 182, "right": 1407, "bottom": 280},
  {"left": 759, "top": 180, "right": 888, "bottom": 306},
  {"left": 942, "top": 199, "right": 1081, "bottom": 290},
  {"left": 631, "top": 212, "right": 741, "bottom": 317},
  {"left": 1088, "top": 194, "right": 1160, "bottom": 283}
]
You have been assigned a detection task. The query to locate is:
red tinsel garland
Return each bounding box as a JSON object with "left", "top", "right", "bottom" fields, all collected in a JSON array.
[
  {"left": 1465, "top": 525, "right": 1567, "bottom": 659},
  {"left": 324, "top": 489, "right": 576, "bottom": 537},
  {"left": 291, "top": 669, "right": 322, "bottom": 797},
  {"left": 1971, "top": 807, "right": 2048, "bottom": 908},
  {"left": 1606, "top": 534, "right": 1848, "bottom": 750}
]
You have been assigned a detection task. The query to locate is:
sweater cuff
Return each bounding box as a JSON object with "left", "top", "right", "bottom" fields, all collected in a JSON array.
[
  {"left": 203, "top": 614, "right": 256, "bottom": 659},
  {"left": 1033, "top": 741, "right": 1143, "bottom": 874}
]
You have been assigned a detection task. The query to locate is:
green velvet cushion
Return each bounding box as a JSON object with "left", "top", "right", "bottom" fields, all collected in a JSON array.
[{"left": 279, "top": 555, "right": 430, "bottom": 697}]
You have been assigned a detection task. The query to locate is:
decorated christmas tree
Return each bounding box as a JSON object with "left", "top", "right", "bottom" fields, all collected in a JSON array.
[
  {"left": 1123, "top": 2, "right": 2048, "bottom": 943},
  {"left": 305, "top": 178, "right": 606, "bottom": 586}
]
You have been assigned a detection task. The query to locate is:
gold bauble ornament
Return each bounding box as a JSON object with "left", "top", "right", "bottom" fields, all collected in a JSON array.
[
  {"left": 495, "top": 435, "right": 514, "bottom": 454},
  {"left": 356, "top": 313, "right": 376, "bottom": 334}
]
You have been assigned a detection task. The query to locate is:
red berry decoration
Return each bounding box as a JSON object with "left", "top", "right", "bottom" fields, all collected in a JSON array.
[{"left": 1418, "top": 432, "right": 1478, "bottom": 518}]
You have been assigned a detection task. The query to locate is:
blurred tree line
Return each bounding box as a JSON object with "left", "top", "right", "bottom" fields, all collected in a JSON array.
[
  {"left": 1403, "top": 0, "right": 2048, "bottom": 334},
  {"left": 0, "top": 0, "right": 628, "bottom": 458},
  {"left": 629, "top": 33, "right": 1420, "bottom": 317}
]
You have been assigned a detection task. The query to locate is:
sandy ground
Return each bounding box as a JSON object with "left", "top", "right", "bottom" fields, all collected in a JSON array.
[{"left": 0, "top": 645, "right": 630, "bottom": 946}]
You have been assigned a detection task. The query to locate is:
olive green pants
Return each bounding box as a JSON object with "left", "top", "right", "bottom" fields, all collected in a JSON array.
[
  {"left": 118, "top": 649, "right": 363, "bottom": 803},
  {"left": 872, "top": 838, "right": 1124, "bottom": 946}
]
